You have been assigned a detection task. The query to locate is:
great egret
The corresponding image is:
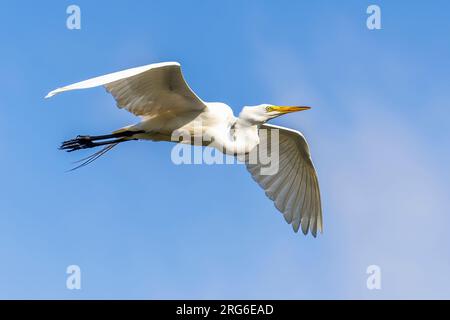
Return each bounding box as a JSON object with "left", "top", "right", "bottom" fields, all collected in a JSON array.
[{"left": 46, "top": 62, "right": 322, "bottom": 236}]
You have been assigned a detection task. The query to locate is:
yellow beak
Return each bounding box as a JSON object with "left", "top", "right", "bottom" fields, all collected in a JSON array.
[{"left": 271, "top": 106, "right": 311, "bottom": 113}]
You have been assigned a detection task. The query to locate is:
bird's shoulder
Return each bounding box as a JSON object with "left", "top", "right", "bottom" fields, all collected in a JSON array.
[{"left": 203, "top": 102, "right": 235, "bottom": 118}]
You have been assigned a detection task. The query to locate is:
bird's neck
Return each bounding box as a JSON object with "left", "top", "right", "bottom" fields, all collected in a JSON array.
[{"left": 217, "top": 118, "right": 260, "bottom": 156}]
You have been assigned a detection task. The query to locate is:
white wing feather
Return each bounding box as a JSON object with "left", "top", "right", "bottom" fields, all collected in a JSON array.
[
  {"left": 45, "top": 61, "right": 206, "bottom": 116},
  {"left": 246, "top": 124, "right": 323, "bottom": 236}
]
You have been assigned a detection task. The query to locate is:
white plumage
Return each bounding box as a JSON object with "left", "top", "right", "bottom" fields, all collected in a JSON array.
[
  {"left": 247, "top": 124, "right": 322, "bottom": 235},
  {"left": 46, "top": 61, "right": 322, "bottom": 236}
]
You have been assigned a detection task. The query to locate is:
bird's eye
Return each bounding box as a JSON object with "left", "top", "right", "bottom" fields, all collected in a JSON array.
[{"left": 265, "top": 106, "right": 273, "bottom": 112}]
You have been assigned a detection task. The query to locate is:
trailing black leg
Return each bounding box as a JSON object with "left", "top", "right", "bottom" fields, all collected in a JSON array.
[
  {"left": 60, "top": 130, "right": 145, "bottom": 171},
  {"left": 60, "top": 130, "right": 144, "bottom": 152}
]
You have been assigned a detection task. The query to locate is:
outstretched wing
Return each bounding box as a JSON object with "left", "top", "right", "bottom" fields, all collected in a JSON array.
[
  {"left": 246, "top": 124, "right": 323, "bottom": 236},
  {"left": 45, "top": 61, "right": 206, "bottom": 116}
]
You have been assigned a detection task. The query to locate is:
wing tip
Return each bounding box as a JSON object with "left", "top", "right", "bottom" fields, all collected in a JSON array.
[
  {"left": 291, "top": 218, "right": 322, "bottom": 237},
  {"left": 44, "top": 91, "right": 55, "bottom": 99},
  {"left": 45, "top": 87, "right": 65, "bottom": 99}
]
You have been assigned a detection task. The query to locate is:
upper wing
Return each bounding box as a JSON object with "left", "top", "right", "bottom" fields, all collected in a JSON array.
[
  {"left": 246, "top": 124, "right": 323, "bottom": 236},
  {"left": 45, "top": 61, "right": 207, "bottom": 116}
]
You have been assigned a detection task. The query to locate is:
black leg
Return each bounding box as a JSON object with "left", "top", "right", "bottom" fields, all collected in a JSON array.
[
  {"left": 75, "top": 130, "right": 142, "bottom": 142},
  {"left": 60, "top": 130, "right": 144, "bottom": 152}
]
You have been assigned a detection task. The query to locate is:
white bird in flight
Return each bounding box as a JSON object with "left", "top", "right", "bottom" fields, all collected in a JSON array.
[{"left": 46, "top": 62, "right": 322, "bottom": 236}]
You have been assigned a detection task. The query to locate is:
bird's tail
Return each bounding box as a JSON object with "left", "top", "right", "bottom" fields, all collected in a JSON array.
[{"left": 60, "top": 129, "right": 145, "bottom": 171}]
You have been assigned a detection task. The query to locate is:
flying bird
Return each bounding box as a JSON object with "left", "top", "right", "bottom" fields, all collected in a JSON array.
[{"left": 46, "top": 62, "right": 322, "bottom": 236}]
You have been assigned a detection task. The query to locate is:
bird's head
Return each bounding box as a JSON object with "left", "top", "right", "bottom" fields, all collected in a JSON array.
[{"left": 239, "top": 104, "right": 311, "bottom": 125}]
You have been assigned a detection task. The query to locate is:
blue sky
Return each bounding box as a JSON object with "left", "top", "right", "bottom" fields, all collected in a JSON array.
[{"left": 0, "top": 0, "right": 449, "bottom": 299}]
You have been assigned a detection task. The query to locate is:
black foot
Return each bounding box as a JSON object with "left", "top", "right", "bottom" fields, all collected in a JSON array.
[{"left": 60, "top": 135, "right": 100, "bottom": 152}]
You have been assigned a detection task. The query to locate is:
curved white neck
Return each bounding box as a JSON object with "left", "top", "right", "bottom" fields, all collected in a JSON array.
[{"left": 213, "top": 118, "right": 260, "bottom": 156}]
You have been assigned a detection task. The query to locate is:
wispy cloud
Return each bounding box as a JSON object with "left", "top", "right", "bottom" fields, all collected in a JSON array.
[{"left": 253, "top": 38, "right": 450, "bottom": 298}]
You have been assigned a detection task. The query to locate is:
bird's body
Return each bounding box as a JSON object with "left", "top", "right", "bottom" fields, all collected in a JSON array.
[
  {"left": 134, "top": 102, "right": 250, "bottom": 150},
  {"left": 46, "top": 62, "right": 323, "bottom": 236}
]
